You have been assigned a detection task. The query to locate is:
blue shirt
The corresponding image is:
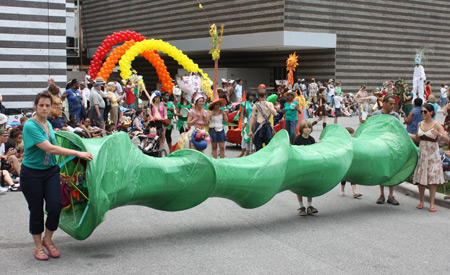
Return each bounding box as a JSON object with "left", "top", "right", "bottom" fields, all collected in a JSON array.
[
  {"left": 406, "top": 106, "right": 423, "bottom": 134},
  {"left": 65, "top": 88, "right": 82, "bottom": 114}
]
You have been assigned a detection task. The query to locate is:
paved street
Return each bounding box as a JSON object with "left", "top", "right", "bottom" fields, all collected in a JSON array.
[{"left": 2, "top": 113, "right": 450, "bottom": 274}]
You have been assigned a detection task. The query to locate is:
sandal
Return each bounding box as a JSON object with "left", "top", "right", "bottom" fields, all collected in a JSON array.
[
  {"left": 42, "top": 239, "right": 60, "bottom": 258},
  {"left": 353, "top": 193, "right": 362, "bottom": 198},
  {"left": 429, "top": 207, "right": 436, "bottom": 212},
  {"left": 416, "top": 203, "right": 423, "bottom": 209},
  {"left": 339, "top": 192, "right": 345, "bottom": 196},
  {"left": 34, "top": 249, "right": 49, "bottom": 261}
]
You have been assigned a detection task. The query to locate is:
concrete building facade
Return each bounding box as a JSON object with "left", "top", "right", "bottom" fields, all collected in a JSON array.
[{"left": 79, "top": 0, "right": 450, "bottom": 93}]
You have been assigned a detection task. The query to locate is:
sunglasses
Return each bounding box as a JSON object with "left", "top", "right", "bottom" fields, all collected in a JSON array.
[{"left": 420, "top": 110, "right": 428, "bottom": 114}]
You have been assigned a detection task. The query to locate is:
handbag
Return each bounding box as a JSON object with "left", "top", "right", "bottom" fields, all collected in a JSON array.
[{"left": 61, "top": 181, "right": 71, "bottom": 208}]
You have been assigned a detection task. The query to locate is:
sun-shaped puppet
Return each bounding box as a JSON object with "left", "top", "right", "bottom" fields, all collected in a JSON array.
[{"left": 286, "top": 52, "right": 299, "bottom": 85}]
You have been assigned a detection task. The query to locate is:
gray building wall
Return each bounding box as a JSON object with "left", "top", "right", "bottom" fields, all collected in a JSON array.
[
  {"left": 285, "top": 0, "right": 450, "bottom": 92},
  {"left": 81, "top": 0, "right": 450, "bottom": 93},
  {"left": 0, "top": 0, "right": 68, "bottom": 108}
]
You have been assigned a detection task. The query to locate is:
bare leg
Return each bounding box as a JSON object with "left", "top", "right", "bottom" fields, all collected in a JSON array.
[
  {"left": 32, "top": 233, "right": 44, "bottom": 251},
  {"left": 351, "top": 184, "right": 358, "bottom": 195},
  {"left": 379, "top": 185, "right": 385, "bottom": 197},
  {"left": 2, "top": 170, "right": 13, "bottom": 186},
  {"left": 429, "top": 185, "right": 437, "bottom": 209},
  {"left": 211, "top": 142, "right": 218, "bottom": 159},
  {"left": 7, "top": 155, "right": 20, "bottom": 175},
  {"left": 297, "top": 195, "right": 303, "bottom": 203},
  {"left": 160, "top": 129, "right": 166, "bottom": 150},
  {"left": 219, "top": 142, "right": 225, "bottom": 158},
  {"left": 307, "top": 197, "right": 312, "bottom": 203},
  {"left": 388, "top": 186, "right": 394, "bottom": 199},
  {"left": 418, "top": 185, "right": 426, "bottom": 205}
]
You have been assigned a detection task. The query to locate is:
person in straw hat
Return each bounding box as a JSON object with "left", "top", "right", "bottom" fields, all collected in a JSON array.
[{"left": 207, "top": 97, "right": 227, "bottom": 158}]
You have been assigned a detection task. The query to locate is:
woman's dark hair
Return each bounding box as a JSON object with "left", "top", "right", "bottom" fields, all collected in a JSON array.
[
  {"left": 136, "top": 108, "right": 144, "bottom": 116},
  {"left": 423, "top": 103, "right": 435, "bottom": 117},
  {"left": 34, "top": 91, "right": 53, "bottom": 106},
  {"left": 65, "top": 81, "right": 72, "bottom": 90},
  {"left": 12, "top": 130, "right": 22, "bottom": 140},
  {"left": 383, "top": 95, "right": 395, "bottom": 103},
  {"left": 219, "top": 93, "right": 230, "bottom": 105},
  {"left": 246, "top": 91, "right": 255, "bottom": 101},
  {"left": 4, "top": 138, "right": 16, "bottom": 152},
  {"left": 9, "top": 127, "right": 21, "bottom": 139},
  {"left": 105, "top": 123, "right": 115, "bottom": 132}
]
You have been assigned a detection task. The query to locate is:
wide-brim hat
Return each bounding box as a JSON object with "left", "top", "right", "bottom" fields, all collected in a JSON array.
[
  {"left": 208, "top": 98, "right": 226, "bottom": 110},
  {"left": 284, "top": 90, "right": 296, "bottom": 97},
  {"left": 95, "top": 77, "right": 106, "bottom": 84},
  {"left": 328, "top": 79, "right": 334, "bottom": 83},
  {"left": 150, "top": 91, "right": 161, "bottom": 102}
]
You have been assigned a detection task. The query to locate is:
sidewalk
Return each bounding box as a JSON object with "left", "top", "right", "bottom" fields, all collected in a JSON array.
[{"left": 395, "top": 182, "right": 450, "bottom": 209}]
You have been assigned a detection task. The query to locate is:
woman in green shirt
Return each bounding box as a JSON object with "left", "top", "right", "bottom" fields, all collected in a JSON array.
[
  {"left": 402, "top": 87, "right": 414, "bottom": 117},
  {"left": 176, "top": 92, "right": 191, "bottom": 134},
  {"left": 21, "top": 91, "right": 93, "bottom": 261},
  {"left": 284, "top": 90, "right": 300, "bottom": 144}
]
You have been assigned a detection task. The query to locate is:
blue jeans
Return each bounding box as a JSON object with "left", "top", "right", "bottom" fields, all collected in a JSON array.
[{"left": 285, "top": 120, "right": 298, "bottom": 142}]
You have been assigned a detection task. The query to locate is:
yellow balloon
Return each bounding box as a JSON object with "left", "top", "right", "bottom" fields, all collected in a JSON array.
[{"left": 118, "top": 39, "right": 213, "bottom": 98}]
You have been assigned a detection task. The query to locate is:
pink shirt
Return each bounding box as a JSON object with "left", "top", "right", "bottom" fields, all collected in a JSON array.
[{"left": 188, "top": 109, "right": 208, "bottom": 128}]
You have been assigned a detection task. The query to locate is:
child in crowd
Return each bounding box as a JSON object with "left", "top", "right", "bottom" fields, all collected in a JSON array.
[
  {"left": 139, "top": 127, "right": 159, "bottom": 154},
  {"left": 105, "top": 123, "right": 116, "bottom": 135},
  {"left": 293, "top": 120, "right": 319, "bottom": 216},
  {"left": 83, "top": 118, "right": 103, "bottom": 138},
  {"left": 340, "top": 127, "right": 362, "bottom": 198},
  {"left": 12, "top": 131, "right": 24, "bottom": 160},
  {"left": 308, "top": 104, "right": 315, "bottom": 118},
  {"left": 333, "top": 91, "right": 343, "bottom": 124}
]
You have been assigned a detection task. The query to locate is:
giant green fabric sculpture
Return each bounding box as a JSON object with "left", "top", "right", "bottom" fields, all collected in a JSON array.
[{"left": 55, "top": 115, "right": 418, "bottom": 240}]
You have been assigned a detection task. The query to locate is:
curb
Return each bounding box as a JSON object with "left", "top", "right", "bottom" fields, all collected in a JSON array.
[{"left": 394, "top": 182, "right": 450, "bottom": 209}]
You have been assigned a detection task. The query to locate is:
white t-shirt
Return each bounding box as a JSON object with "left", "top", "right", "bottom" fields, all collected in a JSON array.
[
  {"left": 0, "top": 143, "right": 4, "bottom": 155},
  {"left": 441, "top": 87, "right": 448, "bottom": 99},
  {"left": 334, "top": 96, "right": 343, "bottom": 108}
]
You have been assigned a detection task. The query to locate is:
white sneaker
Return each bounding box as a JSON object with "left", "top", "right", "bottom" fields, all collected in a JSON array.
[{"left": 0, "top": 186, "right": 8, "bottom": 195}]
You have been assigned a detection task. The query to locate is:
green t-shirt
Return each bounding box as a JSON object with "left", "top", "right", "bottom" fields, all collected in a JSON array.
[
  {"left": 240, "top": 101, "right": 253, "bottom": 120},
  {"left": 284, "top": 101, "right": 299, "bottom": 121},
  {"left": 167, "top": 101, "right": 175, "bottom": 120},
  {"left": 22, "top": 119, "right": 57, "bottom": 170}
]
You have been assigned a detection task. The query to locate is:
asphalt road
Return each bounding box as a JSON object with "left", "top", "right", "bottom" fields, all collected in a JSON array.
[{"left": 2, "top": 113, "right": 450, "bottom": 274}]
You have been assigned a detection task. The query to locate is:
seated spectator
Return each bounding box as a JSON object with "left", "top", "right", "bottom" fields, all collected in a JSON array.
[
  {"left": 105, "top": 123, "right": 116, "bottom": 135},
  {"left": 0, "top": 129, "right": 21, "bottom": 177},
  {"left": 65, "top": 114, "right": 91, "bottom": 138}
]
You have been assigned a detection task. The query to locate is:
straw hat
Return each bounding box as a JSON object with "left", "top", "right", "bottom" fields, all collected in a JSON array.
[
  {"left": 95, "top": 77, "right": 106, "bottom": 84},
  {"left": 284, "top": 90, "right": 296, "bottom": 98},
  {"left": 208, "top": 98, "right": 226, "bottom": 110}
]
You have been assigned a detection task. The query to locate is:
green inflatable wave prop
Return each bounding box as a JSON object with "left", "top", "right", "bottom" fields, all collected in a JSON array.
[{"left": 55, "top": 115, "right": 418, "bottom": 240}]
